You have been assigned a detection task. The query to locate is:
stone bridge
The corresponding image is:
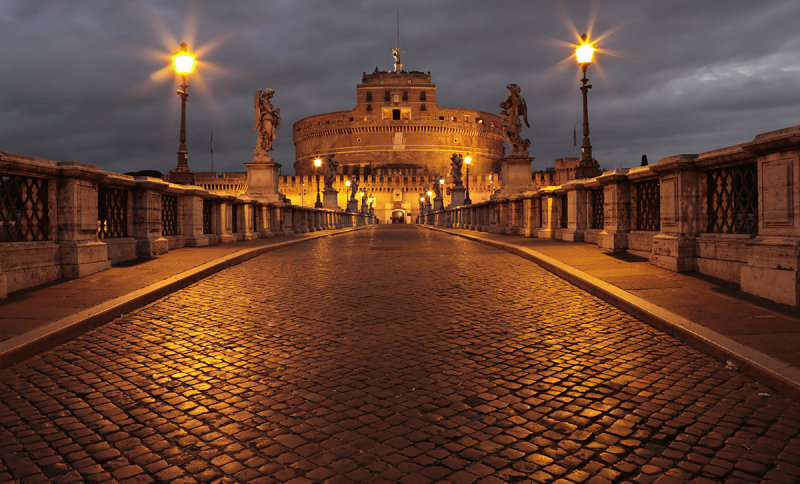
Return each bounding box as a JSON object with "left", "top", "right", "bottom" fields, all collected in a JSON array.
[
  {"left": 0, "top": 224, "right": 799, "bottom": 482},
  {"left": 1, "top": 125, "right": 800, "bottom": 482}
]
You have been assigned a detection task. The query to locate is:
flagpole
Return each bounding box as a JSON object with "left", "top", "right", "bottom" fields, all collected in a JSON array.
[{"left": 210, "top": 129, "right": 214, "bottom": 173}]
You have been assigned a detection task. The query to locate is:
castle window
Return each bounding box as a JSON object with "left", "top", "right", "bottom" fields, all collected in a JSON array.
[
  {"left": 476, "top": 118, "right": 483, "bottom": 124},
  {"left": 384, "top": 91, "right": 390, "bottom": 101},
  {"left": 439, "top": 116, "right": 444, "bottom": 120},
  {"left": 393, "top": 109, "right": 400, "bottom": 120},
  {"left": 420, "top": 91, "right": 427, "bottom": 101},
  {"left": 402, "top": 90, "right": 408, "bottom": 101},
  {"left": 366, "top": 104, "right": 372, "bottom": 112},
  {"left": 366, "top": 91, "right": 373, "bottom": 102},
  {"left": 420, "top": 104, "right": 426, "bottom": 111}
]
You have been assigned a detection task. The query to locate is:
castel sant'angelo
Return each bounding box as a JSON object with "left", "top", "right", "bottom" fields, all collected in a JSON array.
[{"left": 194, "top": 50, "right": 580, "bottom": 223}]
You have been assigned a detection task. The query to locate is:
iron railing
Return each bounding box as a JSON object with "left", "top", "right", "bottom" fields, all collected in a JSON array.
[
  {"left": 161, "top": 194, "right": 178, "bottom": 236},
  {"left": 0, "top": 173, "right": 49, "bottom": 242},
  {"left": 706, "top": 163, "right": 758, "bottom": 235},
  {"left": 202, "top": 200, "right": 214, "bottom": 234},
  {"left": 560, "top": 195, "right": 568, "bottom": 229},
  {"left": 534, "top": 198, "right": 542, "bottom": 228},
  {"left": 231, "top": 204, "right": 238, "bottom": 233},
  {"left": 634, "top": 180, "right": 660, "bottom": 231},
  {"left": 590, "top": 188, "right": 604, "bottom": 230},
  {"left": 97, "top": 186, "right": 128, "bottom": 239}
]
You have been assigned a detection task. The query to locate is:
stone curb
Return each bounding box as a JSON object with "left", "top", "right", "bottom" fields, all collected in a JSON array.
[
  {"left": 0, "top": 227, "right": 366, "bottom": 369},
  {"left": 426, "top": 226, "right": 800, "bottom": 400}
]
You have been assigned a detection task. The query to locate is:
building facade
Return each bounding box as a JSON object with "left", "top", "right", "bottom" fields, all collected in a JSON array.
[{"left": 195, "top": 67, "right": 519, "bottom": 223}]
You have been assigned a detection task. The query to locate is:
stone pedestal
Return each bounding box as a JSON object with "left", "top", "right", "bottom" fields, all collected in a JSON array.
[
  {"left": 323, "top": 188, "right": 339, "bottom": 210},
  {"left": 449, "top": 186, "right": 466, "bottom": 207},
  {"left": 433, "top": 196, "right": 444, "bottom": 211},
  {"left": 596, "top": 170, "right": 631, "bottom": 252},
  {"left": 245, "top": 153, "right": 284, "bottom": 202},
  {"left": 167, "top": 166, "right": 195, "bottom": 185},
  {"left": 0, "top": 270, "right": 6, "bottom": 300},
  {"left": 60, "top": 241, "right": 111, "bottom": 279},
  {"left": 497, "top": 155, "right": 534, "bottom": 196},
  {"left": 347, "top": 199, "right": 359, "bottom": 213},
  {"left": 133, "top": 177, "right": 170, "bottom": 258}
]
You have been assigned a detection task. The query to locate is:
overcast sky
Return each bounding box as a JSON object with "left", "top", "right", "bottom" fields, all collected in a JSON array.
[{"left": 1, "top": 1, "right": 798, "bottom": 176}]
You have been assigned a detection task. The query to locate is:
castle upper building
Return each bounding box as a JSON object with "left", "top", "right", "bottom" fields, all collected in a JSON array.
[{"left": 293, "top": 69, "right": 505, "bottom": 179}]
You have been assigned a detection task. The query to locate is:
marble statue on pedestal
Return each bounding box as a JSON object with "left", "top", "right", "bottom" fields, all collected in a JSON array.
[
  {"left": 499, "top": 84, "right": 530, "bottom": 157},
  {"left": 323, "top": 153, "right": 338, "bottom": 189},
  {"left": 450, "top": 154, "right": 463, "bottom": 187},
  {"left": 254, "top": 88, "right": 281, "bottom": 154},
  {"left": 432, "top": 175, "right": 443, "bottom": 198},
  {"left": 349, "top": 176, "right": 359, "bottom": 201}
]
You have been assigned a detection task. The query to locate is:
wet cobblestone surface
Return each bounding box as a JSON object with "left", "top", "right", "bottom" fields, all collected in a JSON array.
[{"left": 1, "top": 225, "right": 799, "bottom": 483}]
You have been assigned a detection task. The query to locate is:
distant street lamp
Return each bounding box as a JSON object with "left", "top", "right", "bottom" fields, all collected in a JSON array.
[
  {"left": 173, "top": 42, "right": 195, "bottom": 179},
  {"left": 464, "top": 156, "right": 472, "bottom": 205},
  {"left": 314, "top": 157, "right": 323, "bottom": 208},
  {"left": 576, "top": 33, "right": 595, "bottom": 171}
]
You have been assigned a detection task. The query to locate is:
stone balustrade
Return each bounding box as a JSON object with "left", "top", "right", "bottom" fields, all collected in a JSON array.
[
  {"left": 423, "top": 125, "right": 800, "bottom": 307},
  {"left": 0, "top": 152, "right": 375, "bottom": 299}
]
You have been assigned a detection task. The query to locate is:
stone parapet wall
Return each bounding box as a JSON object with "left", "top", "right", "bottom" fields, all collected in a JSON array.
[
  {"left": 0, "top": 152, "right": 375, "bottom": 299},
  {"left": 423, "top": 124, "right": 800, "bottom": 307}
]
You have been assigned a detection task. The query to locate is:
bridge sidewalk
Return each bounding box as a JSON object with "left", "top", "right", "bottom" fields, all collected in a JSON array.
[
  {"left": 427, "top": 226, "right": 800, "bottom": 399},
  {"left": 0, "top": 227, "right": 365, "bottom": 368}
]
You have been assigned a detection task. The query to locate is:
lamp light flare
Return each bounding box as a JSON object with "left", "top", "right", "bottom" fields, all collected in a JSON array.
[
  {"left": 576, "top": 34, "right": 594, "bottom": 64},
  {"left": 464, "top": 156, "right": 472, "bottom": 164},
  {"left": 314, "top": 158, "right": 322, "bottom": 168},
  {"left": 173, "top": 42, "right": 195, "bottom": 75}
]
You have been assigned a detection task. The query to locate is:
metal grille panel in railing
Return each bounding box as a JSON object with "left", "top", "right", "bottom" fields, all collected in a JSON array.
[
  {"left": 202, "top": 200, "right": 213, "bottom": 234},
  {"left": 706, "top": 163, "right": 758, "bottom": 235},
  {"left": 535, "top": 199, "right": 543, "bottom": 228},
  {"left": 590, "top": 188, "right": 604, "bottom": 230},
  {"left": 634, "top": 180, "right": 660, "bottom": 231},
  {"left": 97, "top": 186, "right": 128, "bottom": 239},
  {"left": 161, "top": 194, "right": 179, "bottom": 236},
  {"left": 560, "top": 195, "right": 568, "bottom": 229},
  {"left": 231, "top": 204, "right": 238, "bottom": 233},
  {"left": 0, "top": 173, "right": 49, "bottom": 242}
]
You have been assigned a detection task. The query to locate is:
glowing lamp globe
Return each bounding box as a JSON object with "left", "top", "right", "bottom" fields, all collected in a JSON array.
[
  {"left": 314, "top": 158, "right": 322, "bottom": 168},
  {"left": 576, "top": 35, "right": 594, "bottom": 65},
  {"left": 464, "top": 156, "right": 472, "bottom": 165},
  {"left": 173, "top": 43, "right": 195, "bottom": 75}
]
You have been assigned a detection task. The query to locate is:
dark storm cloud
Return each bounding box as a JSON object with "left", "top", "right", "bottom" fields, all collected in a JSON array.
[{"left": 0, "top": 0, "right": 798, "bottom": 176}]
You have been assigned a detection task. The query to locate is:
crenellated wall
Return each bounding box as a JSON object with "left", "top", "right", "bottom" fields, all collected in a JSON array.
[{"left": 423, "top": 124, "right": 800, "bottom": 307}]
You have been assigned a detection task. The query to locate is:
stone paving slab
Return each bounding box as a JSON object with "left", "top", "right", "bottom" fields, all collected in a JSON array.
[
  {"left": 1, "top": 225, "right": 799, "bottom": 482},
  {"left": 0, "top": 227, "right": 365, "bottom": 369},
  {"left": 426, "top": 226, "right": 800, "bottom": 400}
]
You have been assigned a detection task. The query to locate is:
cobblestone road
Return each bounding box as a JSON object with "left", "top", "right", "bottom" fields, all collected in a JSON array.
[{"left": 1, "top": 226, "right": 800, "bottom": 483}]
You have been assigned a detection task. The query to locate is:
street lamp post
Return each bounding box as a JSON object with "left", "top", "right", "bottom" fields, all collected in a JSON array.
[
  {"left": 576, "top": 34, "right": 595, "bottom": 173},
  {"left": 170, "top": 43, "right": 195, "bottom": 183},
  {"left": 314, "top": 158, "right": 323, "bottom": 208},
  {"left": 464, "top": 156, "right": 472, "bottom": 205}
]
